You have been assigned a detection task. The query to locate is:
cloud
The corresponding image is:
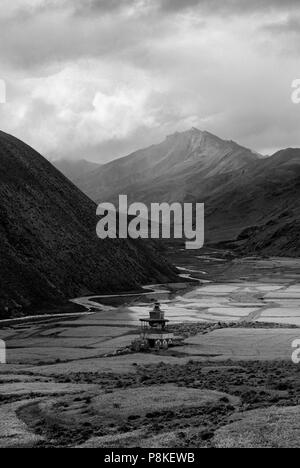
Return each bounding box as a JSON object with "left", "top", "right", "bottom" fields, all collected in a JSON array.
[
  {"left": 70, "top": 0, "right": 300, "bottom": 17},
  {"left": 0, "top": 61, "right": 169, "bottom": 159},
  {"left": 73, "top": 0, "right": 140, "bottom": 15},
  {"left": 0, "top": 0, "right": 300, "bottom": 162},
  {"left": 3, "top": 0, "right": 300, "bottom": 21},
  {"left": 0, "top": 1, "right": 168, "bottom": 70},
  {"left": 1, "top": 0, "right": 300, "bottom": 70},
  {"left": 0, "top": 0, "right": 152, "bottom": 21},
  {"left": 263, "top": 16, "right": 300, "bottom": 34},
  {"left": 155, "top": 0, "right": 300, "bottom": 16}
]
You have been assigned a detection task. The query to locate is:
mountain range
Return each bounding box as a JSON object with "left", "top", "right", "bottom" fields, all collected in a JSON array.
[
  {"left": 0, "top": 131, "right": 177, "bottom": 317},
  {"left": 75, "top": 128, "right": 261, "bottom": 205},
  {"left": 69, "top": 128, "right": 300, "bottom": 256}
]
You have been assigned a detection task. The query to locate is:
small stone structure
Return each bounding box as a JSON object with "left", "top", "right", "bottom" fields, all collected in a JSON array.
[
  {"left": 0, "top": 339, "right": 6, "bottom": 364},
  {"left": 132, "top": 302, "right": 174, "bottom": 351}
]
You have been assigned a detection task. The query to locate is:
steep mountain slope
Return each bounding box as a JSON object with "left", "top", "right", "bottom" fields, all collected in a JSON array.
[
  {"left": 224, "top": 149, "right": 300, "bottom": 256},
  {"left": 77, "top": 128, "right": 260, "bottom": 204},
  {"left": 180, "top": 147, "right": 298, "bottom": 242},
  {"left": 0, "top": 131, "right": 177, "bottom": 316},
  {"left": 53, "top": 159, "right": 101, "bottom": 186}
]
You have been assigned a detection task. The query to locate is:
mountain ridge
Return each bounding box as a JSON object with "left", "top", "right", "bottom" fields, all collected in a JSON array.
[
  {"left": 76, "top": 127, "right": 261, "bottom": 204},
  {"left": 68, "top": 128, "right": 300, "bottom": 256},
  {"left": 0, "top": 130, "right": 177, "bottom": 317}
]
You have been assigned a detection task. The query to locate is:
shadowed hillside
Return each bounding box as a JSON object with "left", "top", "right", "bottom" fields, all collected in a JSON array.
[
  {"left": 225, "top": 149, "right": 300, "bottom": 256},
  {"left": 0, "top": 131, "right": 177, "bottom": 317}
]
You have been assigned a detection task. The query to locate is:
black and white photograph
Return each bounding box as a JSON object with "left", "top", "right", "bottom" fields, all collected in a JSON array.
[{"left": 0, "top": 0, "right": 300, "bottom": 453}]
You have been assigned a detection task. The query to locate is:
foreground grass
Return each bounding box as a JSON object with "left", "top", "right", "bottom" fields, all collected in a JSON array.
[
  {"left": 13, "top": 359, "right": 300, "bottom": 448},
  {"left": 214, "top": 406, "right": 300, "bottom": 448}
]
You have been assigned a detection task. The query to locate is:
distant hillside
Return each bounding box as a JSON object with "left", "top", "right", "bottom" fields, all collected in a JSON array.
[
  {"left": 76, "top": 128, "right": 260, "bottom": 205},
  {"left": 224, "top": 149, "right": 300, "bottom": 256},
  {"left": 71, "top": 129, "right": 300, "bottom": 257},
  {"left": 53, "top": 159, "right": 101, "bottom": 186},
  {"left": 0, "top": 131, "right": 177, "bottom": 317}
]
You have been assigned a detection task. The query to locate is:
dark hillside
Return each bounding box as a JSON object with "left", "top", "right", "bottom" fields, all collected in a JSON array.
[{"left": 0, "top": 131, "right": 177, "bottom": 316}]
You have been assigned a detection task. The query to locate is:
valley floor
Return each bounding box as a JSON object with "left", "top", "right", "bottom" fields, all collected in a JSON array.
[{"left": 0, "top": 250, "right": 300, "bottom": 448}]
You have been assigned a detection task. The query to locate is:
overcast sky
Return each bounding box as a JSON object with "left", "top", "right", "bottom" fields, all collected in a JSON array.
[{"left": 0, "top": 0, "right": 300, "bottom": 162}]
